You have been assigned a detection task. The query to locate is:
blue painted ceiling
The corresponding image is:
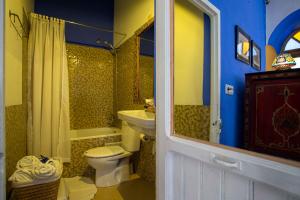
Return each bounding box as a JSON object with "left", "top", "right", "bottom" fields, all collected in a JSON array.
[
  {"left": 140, "top": 24, "right": 154, "bottom": 57},
  {"left": 34, "top": 0, "right": 114, "bottom": 48}
]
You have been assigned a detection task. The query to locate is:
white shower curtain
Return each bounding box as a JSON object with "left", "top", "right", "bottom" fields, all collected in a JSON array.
[{"left": 27, "top": 13, "right": 70, "bottom": 162}]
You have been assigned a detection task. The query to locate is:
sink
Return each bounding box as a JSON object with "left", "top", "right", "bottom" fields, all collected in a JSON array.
[{"left": 117, "top": 110, "right": 155, "bottom": 136}]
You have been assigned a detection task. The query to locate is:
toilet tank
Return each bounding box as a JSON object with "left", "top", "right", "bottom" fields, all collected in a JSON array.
[{"left": 121, "top": 121, "right": 140, "bottom": 152}]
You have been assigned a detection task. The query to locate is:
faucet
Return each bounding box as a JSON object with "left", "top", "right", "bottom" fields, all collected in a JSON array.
[{"left": 144, "top": 98, "right": 155, "bottom": 113}]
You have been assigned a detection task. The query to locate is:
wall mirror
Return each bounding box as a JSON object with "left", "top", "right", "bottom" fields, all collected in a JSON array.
[
  {"left": 172, "top": 0, "right": 220, "bottom": 143},
  {"left": 171, "top": 0, "right": 300, "bottom": 165},
  {"left": 135, "top": 20, "right": 155, "bottom": 103}
]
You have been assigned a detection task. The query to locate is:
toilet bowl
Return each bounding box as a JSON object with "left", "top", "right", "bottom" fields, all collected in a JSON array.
[{"left": 84, "top": 122, "right": 140, "bottom": 187}]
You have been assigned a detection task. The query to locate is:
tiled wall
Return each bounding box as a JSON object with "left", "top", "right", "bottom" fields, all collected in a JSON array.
[
  {"left": 116, "top": 36, "right": 144, "bottom": 111},
  {"left": 174, "top": 105, "right": 210, "bottom": 141},
  {"left": 63, "top": 135, "right": 121, "bottom": 178},
  {"left": 65, "top": 40, "right": 155, "bottom": 182},
  {"left": 140, "top": 55, "right": 154, "bottom": 100},
  {"left": 67, "top": 43, "right": 114, "bottom": 129},
  {"left": 137, "top": 141, "right": 156, "bottom": 182},
  {"left": 5, "top": 38, "right": 28, "bottom": 184},
  {"left": 116, "top": 36, "right": 155, "bottom": 182}
]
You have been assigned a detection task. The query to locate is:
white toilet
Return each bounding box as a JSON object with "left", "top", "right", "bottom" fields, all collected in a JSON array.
[{"left": 84, "top": 122, "right": 140, "bottom": 187}]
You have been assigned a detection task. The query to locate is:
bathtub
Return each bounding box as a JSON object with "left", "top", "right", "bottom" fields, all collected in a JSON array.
[{"left": 70, "top": 127, "right": 121, "bottom": 141}]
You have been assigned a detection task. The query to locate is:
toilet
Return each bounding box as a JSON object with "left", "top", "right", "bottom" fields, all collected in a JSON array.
[{"left": 84, "top": 122, "right": 140, "bottom": 187}]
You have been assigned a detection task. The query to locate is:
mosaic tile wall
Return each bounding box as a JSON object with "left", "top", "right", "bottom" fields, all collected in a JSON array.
[
  {"left": 116, "top": 36, "right": 144, "bottom": 111},
  {"left": 137, "top": 140, "right": 156, "bottom": 182},
  {"left": 174, "top": 105, "right": 210, "bottom": 141},
  {"left": 116, "top": 36, "right": 156, "bottom": 183},
  {"left": 67, "top": 43, "right": 114, "bottom": 129},
  {"left": 63, "top": 135, "right": 121, "bottom": 178},
  {"left": 5, "top": 38, "right": 28, "bottom": 181},
  {"left": 140, "top": 55, "right": 154, "bottom": 100}
]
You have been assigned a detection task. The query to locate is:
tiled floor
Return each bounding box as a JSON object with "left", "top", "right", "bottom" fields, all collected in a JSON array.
[{"left": 94, "top": 176, "right": 155, "bottom": 200}]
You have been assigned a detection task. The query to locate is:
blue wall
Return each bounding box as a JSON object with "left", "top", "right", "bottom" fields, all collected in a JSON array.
[
  {"left": 208, "top": 0, "right": 266, "bottom": 147},
  {"left": 34, "top": 0, "right": 114, "bottom": 48},
  {"left": 269, "top": 9, "right": 300, "bottom": 53},
  {"left": 140, "top": 25, "right": 155, "bottom": 57}
]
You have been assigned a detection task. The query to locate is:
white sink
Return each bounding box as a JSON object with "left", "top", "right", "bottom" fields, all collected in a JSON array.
[{"left": 117, "top": 110, "right": 155, "bottom": 136}]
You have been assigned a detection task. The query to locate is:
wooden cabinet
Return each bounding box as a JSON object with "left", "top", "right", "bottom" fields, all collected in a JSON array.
[{"left": 244, "top": 69, "right": 300, "bottom": 161}]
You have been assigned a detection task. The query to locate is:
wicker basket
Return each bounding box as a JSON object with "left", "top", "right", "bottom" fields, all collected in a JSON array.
[{"left": 11, "top": 179, "right": 60, "bottom": 200}]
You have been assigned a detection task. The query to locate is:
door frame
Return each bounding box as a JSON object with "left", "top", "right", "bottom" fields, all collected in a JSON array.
[
  {"left": 170, "top": 0, "right": 221, "bottom": 143},
  {"left": 156, "top": 0, "right": 300, "bottom": 199},
  {"left": 0, "top": 0, "right": 5, "bottom": 199}
]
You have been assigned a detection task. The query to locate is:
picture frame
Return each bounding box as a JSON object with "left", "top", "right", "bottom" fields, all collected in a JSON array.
[
  {"left": 235, "top": 26, "right": 251, "bottom": 65},
  {"left": 251, "top": 41, "right": 261, "bottom": 70}
]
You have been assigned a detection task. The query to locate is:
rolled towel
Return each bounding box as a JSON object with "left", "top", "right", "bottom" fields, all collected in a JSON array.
[
  {"left": 8, "top": 169, "right": 34, "bottom": 184},
  {"left": 32, "top": 164, "right": 56, "bottom": 180},
  {"left": 47, "top": 159, "right": 63, "bottom": 178},
  {"left": 9, "top": 156, "right": 63, "bottom": 187},
  {"left": 16, "top": 156, "right": 41, "bottom": 170}
]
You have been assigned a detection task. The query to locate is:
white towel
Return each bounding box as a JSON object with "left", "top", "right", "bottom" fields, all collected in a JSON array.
[
  {"left": 9, "top": 156, "right": 62, "bottom": 188},
  {"left": 16, "top": 156, "right": 41, "bottom": 170}
]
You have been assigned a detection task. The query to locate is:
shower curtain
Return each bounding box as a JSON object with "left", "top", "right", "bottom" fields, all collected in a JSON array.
[{"left": 27, "top": 13, "right": 70, "bottom": 162}]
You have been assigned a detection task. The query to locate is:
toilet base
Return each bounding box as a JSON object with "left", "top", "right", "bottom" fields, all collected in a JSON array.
[{"left": 95, "top": 157, "right": 130, "bottom": 187}]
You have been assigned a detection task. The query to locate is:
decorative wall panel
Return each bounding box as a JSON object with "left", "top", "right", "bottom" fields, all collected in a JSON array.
[{"left": 245, "top": 69, "right": 300, "bottom": 161}]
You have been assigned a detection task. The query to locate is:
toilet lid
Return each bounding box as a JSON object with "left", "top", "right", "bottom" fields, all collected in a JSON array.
[{"left": 84, "top": 146, "right": 125, "bottom": 158}]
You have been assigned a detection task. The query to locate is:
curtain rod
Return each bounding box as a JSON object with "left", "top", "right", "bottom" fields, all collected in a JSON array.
[{"left": 65, "top": 20, "right": 126, "bottom": 36}]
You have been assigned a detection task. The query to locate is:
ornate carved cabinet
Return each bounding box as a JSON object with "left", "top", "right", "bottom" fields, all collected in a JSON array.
[{"left": 244, "top": 69, "right": 300, "bottom": 161}]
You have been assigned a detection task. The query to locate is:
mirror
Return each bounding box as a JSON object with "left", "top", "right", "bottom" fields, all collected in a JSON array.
[
  {"left": 171, "top": 0, "right": 300, "bottom": 164},
  {"left": 173, "top": 0, "right": 212, "bottom": 142},
  {"left": 135, "top": 20, "right": 155, "bottom": 103}
]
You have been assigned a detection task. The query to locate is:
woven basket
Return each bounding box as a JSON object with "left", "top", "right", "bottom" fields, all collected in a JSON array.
[{"left": 11, "top": 179, "right": 60, "bottom": 200}]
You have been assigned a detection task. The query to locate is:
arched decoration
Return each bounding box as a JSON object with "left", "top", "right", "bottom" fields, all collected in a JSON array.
[
  {"left": 268, "top": 9, "right": 300, "bottom": 54},
  {"left": 281, "top": 29, "right": 300, "bottom": 58},
  {"left": 281, "top": 29, "right": 300, "bottom": 69}
]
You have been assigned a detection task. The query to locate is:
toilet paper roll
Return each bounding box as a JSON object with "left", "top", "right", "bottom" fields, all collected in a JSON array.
[{"left": 140, "top": 134, "right": 151, "bottom": 142}]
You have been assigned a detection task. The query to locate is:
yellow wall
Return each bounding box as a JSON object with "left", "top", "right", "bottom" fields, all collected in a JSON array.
[
  {"left": 114, "top": 0, "right": 154, "bottom": 47},
  {"left": 5, "top": 0, "right": 34, "bottom": 106},
  {"left": 265, "top": 45, "right": 277, "bottom": 71},
  {"left": 174, "top": 0, "right": 204, "bottom": 105}
]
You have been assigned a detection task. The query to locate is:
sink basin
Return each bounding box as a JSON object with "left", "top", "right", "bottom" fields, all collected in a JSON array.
[{"left": 117, "top": 110, "right": 155, "bottom": 135}]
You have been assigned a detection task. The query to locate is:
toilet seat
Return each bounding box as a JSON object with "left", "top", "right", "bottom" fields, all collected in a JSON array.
[{"left": 84, "top": 146, "right": 125, "bottom": 158}]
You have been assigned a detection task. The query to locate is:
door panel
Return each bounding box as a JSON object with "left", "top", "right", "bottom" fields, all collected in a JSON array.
[
  {"left": 182, "top": 156, "right": 201, "bottom": 200},
  {"left": 168, "top": 152, "right": 300, "bottom": 200},
  {"left": 202, "top": 163, "right": 222, "bottom": 200},
  {"left": 253, "top": 182, "right": 289, "bottom": 200},
  {"left": 224, "top": 173, "right": 250, "bottom": 200},
  {"left": 155, "top": 0, "right": 300, "bottom": 199}
]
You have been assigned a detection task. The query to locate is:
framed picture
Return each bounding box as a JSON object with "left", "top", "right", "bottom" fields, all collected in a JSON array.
[
  {"left": 251, "top": 41, "right": 261, "bottom": 70},
  {"left": 235, "top": 26, "right": 251, "bottom": 65}
]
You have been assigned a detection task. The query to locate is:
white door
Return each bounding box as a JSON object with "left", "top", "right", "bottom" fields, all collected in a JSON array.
[
  {"left": 0, "top": 0, "right": 5, "bottom": 199},
  {"left": 155, "top": 0, "right": 300, "bottom": 200}
]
